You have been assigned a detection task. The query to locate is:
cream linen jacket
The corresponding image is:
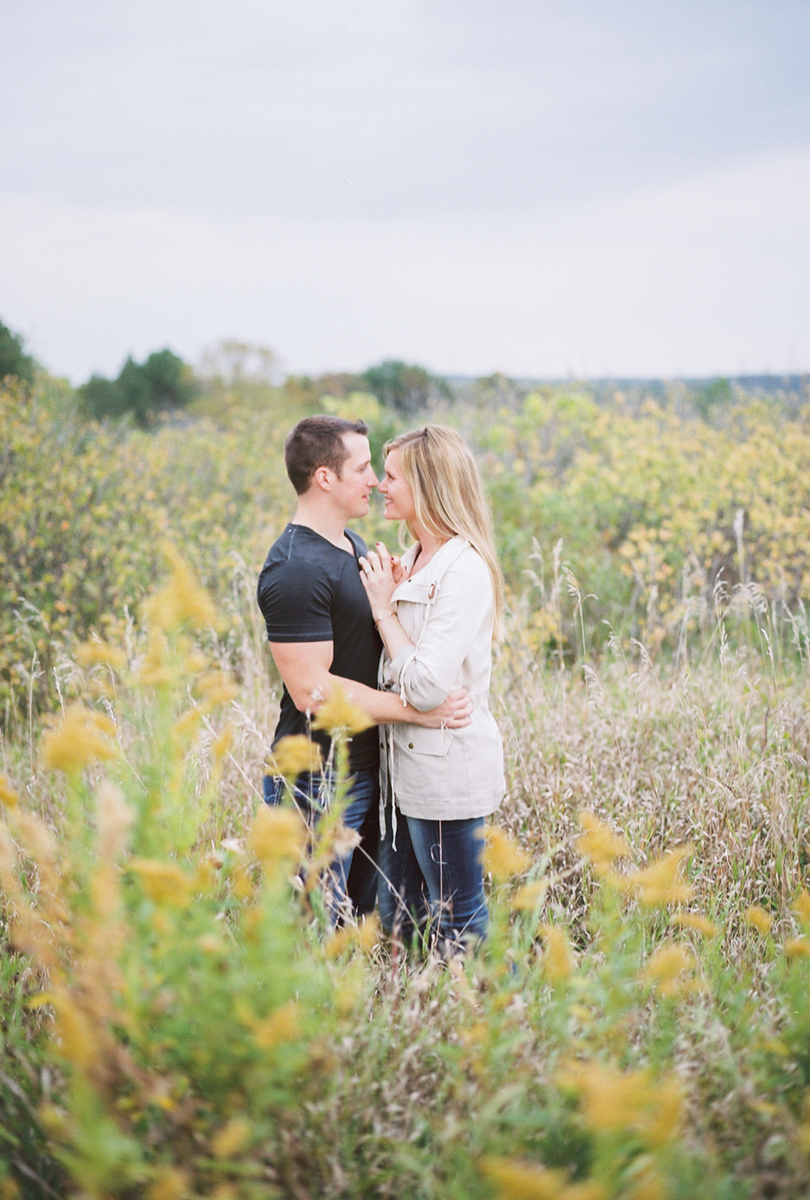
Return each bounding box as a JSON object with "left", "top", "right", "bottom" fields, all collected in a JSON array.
[{"left": 379, "top": 536, "right": 505, "bottom": 821}]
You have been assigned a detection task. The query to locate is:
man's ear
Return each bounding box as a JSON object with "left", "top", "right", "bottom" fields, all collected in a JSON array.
[{"left": 313, "top": 464, "right": 333, "bottom": 491}]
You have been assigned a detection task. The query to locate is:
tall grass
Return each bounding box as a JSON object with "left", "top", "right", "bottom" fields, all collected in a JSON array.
[{"left": 2, "top": 546, "right": 810, "bottom": 1198}]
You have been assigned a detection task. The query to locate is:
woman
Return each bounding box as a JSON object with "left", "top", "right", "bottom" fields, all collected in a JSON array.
[{"left": 359, "top": 425, "right": 505, "bottom": 952}]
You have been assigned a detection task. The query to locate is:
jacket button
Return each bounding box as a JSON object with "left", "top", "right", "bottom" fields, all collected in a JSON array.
[{"left": 408, "top": 742, "right": 414, "bottom": 749}]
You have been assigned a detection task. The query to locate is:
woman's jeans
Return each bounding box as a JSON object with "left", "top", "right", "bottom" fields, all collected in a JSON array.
[
  {"left": 378, "top": 807, "right": 488, "bottom": 953},
  {"left": 263, "top": 770, "right": 379, "bottom": 923}
]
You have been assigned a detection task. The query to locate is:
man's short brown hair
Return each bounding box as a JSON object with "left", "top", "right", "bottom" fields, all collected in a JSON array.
[{"left": 284, "top": 415, "right": 369, "bottom": 495}]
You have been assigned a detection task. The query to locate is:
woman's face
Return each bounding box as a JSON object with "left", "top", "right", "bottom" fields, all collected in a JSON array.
[{"left": 378, "top": 448, "right": 417, "bottom": 523}]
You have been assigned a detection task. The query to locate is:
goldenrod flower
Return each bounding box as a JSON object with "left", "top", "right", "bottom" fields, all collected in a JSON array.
[
  {"left": 42, "top": 990, "right": 100, "bottom": 1069},
  {"left": 40, "top": 704, "right": 118, "bottom": 776},
  {"left": 479, "top": 1155, "right": 605, "bottom": 1200},
  {"left": 211, "top": 1116, "right": 252, "bottom": 1159},
  {"left": 143, "top": 544, "right": 218, "bottom": 631},
  {"left": 250, "top": 805, "right": 307, "bottom": 869},
  {"left": 96, "top": 780, "right": 133, "bottom": 863},
  {"left": 641, "top": 943, "right": 697, "bottom": 998},
  {"left": 235, "top": 999, "right": 300, "bottom": 1050},
  {"left": 212, "top": 724, "right": 233, "bottom": 761},
  {"left": 745, "top": 906, "right": 773, "bottom": 935},
  {"left": 670, "top": 912, "right": 719, "bottom": 938},
  {"left": 539, "top": 924, "right": 575, "bottom": 981},
  {"left": 75, "top": 639, "right": 127, "bottom": 671},
  {"left": 146, "top": 1168, "right": 191, "bottom": 1200},
  {"left": 792, "top": 889, "right": 810, "bottom": 925},
  {"left": 576, "top": 811, "right": 628, "bottom": 873},
  {"left": 558, "top": 1061, "right": 683, "bottom": 1146},
  {"left": 620, "top": 845, "right": 693, "bottom": 907},
  {"left": 129, "top": 858, "right": 193, "bottom": 907},
  {"left": 483, "top": 826, "right": 531, "bottom": 881},
  {"left": 311, "top": 683, "right": 374, "bottom": 736},
  {"left": 512, "top": 879, "right": 548, "bottom": 911},
  {"left": 265, "top": 735, "right": 323, "bottom": 780},
  {"left": 0, "top": 774, "right": 19, "bottom": 809},
  {"left": 325, "top": 914, "right": 379, "bottom": 959},
  {"left": 785, "top": 936, "right": 810, "bottom": 958}
]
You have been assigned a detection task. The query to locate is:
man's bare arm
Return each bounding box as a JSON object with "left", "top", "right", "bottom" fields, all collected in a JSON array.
[{"left": 268, "top": 641, "right": 472, "bottom": 728}]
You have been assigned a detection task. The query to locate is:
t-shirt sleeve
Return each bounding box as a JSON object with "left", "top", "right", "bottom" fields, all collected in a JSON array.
[{"left": 258, "top": 557, "right": 334, "bottom": 643}]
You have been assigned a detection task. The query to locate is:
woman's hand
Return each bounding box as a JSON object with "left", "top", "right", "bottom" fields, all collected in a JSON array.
[{"left": 358, "top": 543, "right": 398, "bottom": 616}]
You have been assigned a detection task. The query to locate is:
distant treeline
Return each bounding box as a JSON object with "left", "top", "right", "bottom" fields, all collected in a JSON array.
[{"left": 2, "top": 315, "right": 808, "bottom": 429}]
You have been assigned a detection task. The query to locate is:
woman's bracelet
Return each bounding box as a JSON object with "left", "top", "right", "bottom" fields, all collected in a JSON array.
[{"left": 373, "top": 610, "right": 396, "bottom": 628}]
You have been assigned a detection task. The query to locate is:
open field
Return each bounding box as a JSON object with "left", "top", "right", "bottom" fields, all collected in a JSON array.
[{"left": 2, "top": 378, "right": 810, "bottom": 1198}]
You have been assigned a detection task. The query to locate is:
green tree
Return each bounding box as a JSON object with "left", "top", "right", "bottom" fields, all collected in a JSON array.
[
  {"left": 0, "top": 318, "right": 36, "bottom": 384},
  {"left": 361, "top": 360, "right": 449, "bottom": 415},
  {"left": 79, "top": 348, "right": 196, "bottom": 426}
]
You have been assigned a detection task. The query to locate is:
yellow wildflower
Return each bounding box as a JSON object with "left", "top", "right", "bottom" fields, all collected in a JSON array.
[
  {"left": 211, "top": 1116, "right": 252, "bottom": 1159},
  {"left": 670, "top": 912, "right": 719, "bottom": 938},
  {"left": 0, "top": 774, "right": 19, "bottom": 809},
  {"left": 129, "top": 859, "right": 193, "bottom": 907},
  {"left": 250, "top": 805, "right": 308, "bottom": 869},
  {"left": 792, "top": 889, "right": 810, "bottom": 925},
  {"left": 745, "top": 906, "right": 773, "bottom": 935},
  {"left": 483, "top": 826, "right": 531, "bottom": 881},
  {"left": 197, "top": 934, "right": 228, "bottom": 955},
  {"left": 325, "top": 915, "right": 380, "bottom": 959},
  {"left": 265, "top": 735, "right": 323, "bottom": 780},
  {"left": 47, "top": 991, "right": 100, "bottom": 1069},
  {"left": 146, "top": 1168, "right": 190, "bottom": 1200},
  {"left": 576, "top": 811, "right": 628, "bottom": 873},
  {"left": 560, "top": 1061, "right": 683, "bottom": 1145},
  {"left": 641, "top": 943, "right": 698, "bottom": 998},
  {"left": 40, "top": 704, "right": 118, "bottom": 776},
  {"left": 236, "top": 999, "right": 300, "bottom": 1050},
  {"left": 512, "top": 879, "right": 548, "bottom": 911},
  {"left": 620, "top": 845, "right": 693, "bottom": 907},
  {"left": 311, "top": 683, "right": 374, "bottom": 736},
  {"left": 785, "top": 936, "right": 810, "bottom": 958},
  {"left": 539, "top": 924, "right": 575, "bottom": 981},
  {"left": 75, "top": 639, "right": 127, "bottom": 671},
  {"left": 96, "top": 780, "right": 133, "bottom": 862},
  {"left": 627, "top": 1168, "right": 668, "bottom": 1200},
  {"left": 143, "top": 544, "right": 218, "bottom": 631},
  {"left": 479, "top": 1156, "right": 605, "bottom": 1200},
  {"left": 212, "top": 724, "right": 233, "bottom": 761}
]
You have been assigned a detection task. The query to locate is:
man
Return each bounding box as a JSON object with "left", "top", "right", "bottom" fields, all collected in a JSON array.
[{"left": 257, "top": 415, "right": 471, "bottom": 921}]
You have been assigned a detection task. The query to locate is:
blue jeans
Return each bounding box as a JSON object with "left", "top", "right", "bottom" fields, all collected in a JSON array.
[
  {"left": 378, "top": 807, "right": 488, "bottom": 953},
  {"left": 264, "top": 769, "right": 379, "bottom": 922}
]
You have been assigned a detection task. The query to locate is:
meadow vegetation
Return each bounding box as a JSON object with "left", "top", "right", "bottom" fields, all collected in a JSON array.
[{"left": 2, "top": 369, "right": 810, "bottom": 1198}]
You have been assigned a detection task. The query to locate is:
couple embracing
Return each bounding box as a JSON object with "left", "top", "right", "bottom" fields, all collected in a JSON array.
[{"left": 257, "top": 415, "right": 505, "bottom": 953}]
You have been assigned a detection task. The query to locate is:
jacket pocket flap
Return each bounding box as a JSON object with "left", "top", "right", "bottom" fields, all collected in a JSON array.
[{"left": 392, "top": 726, "right": 453, "bottom": 757}]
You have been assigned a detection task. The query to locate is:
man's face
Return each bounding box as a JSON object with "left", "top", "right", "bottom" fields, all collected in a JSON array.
[{"left": 329, "top": 432, "right": 378, "bottom": 519}]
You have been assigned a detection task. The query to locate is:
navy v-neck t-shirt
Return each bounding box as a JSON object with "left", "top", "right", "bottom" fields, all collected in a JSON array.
[{"left": 257, "top": 523, "right": 382, "bottom": 773}]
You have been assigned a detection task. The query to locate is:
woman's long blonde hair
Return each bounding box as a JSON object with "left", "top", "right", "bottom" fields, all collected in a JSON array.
[{"left": 384, "top": 425, "right": 505, "bottom": 638}]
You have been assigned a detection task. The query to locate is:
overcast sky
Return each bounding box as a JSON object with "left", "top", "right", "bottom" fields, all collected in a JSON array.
[{"left": 2, "top": 0, "right": 808, "bottom": 383}]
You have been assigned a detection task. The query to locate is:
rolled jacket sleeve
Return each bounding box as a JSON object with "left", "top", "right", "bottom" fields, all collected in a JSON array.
[{"left": 385, "top": 552, "right": 493, "bottom": 711}]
